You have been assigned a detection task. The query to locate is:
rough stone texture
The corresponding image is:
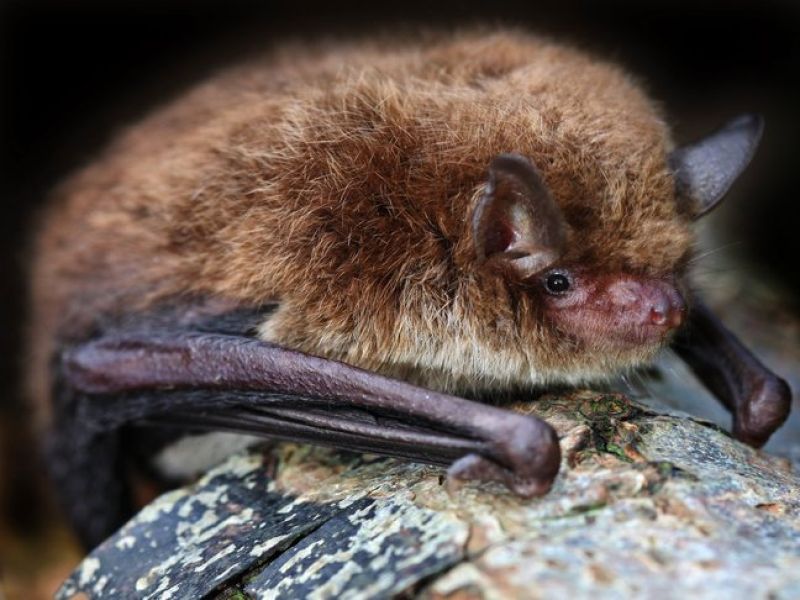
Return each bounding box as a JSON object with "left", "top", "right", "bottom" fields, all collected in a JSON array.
[
  {"left": 58, "top": 387, "right": 800, "bottom": 599},
  {"left": 58, "top": 277, "right": 800, "bottom": 599}
]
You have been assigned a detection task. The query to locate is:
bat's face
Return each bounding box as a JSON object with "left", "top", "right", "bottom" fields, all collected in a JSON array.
[
  {"left": 464, "top": 107, "right": 761, "bottom": 386},
  {"left": 465, "top": 150, "right": 693, "bottom": 386}
]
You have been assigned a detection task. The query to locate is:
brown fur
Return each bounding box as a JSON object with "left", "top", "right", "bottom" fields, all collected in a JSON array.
[{"left": 28, "top": 29, "right": 694, "bottom": 426}]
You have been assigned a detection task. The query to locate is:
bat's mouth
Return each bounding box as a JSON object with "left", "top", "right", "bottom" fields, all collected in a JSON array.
[{"left": 593, "top": 319, "right": 684, "bottom": 350}]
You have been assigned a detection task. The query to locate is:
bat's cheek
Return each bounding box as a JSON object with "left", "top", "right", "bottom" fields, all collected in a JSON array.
[{"left": 545, "top": 277, "right": 686, "bottom": 351}]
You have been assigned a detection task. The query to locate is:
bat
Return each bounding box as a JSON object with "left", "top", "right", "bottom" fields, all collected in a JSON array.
[{"left": 26, "top": 30, "right": 791, "bottom": 547}]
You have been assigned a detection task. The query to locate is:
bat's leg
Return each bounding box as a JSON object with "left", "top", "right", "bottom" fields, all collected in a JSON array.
[
  {"left": 55, "top": 331, "right": 560, "bottom": 545},
  {"left": 672, "top": 299, "right": 791, "bottom": 447}
]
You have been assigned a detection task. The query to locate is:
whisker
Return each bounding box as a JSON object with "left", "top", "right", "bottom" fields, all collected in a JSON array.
[{"left": 688, "top": 241, "right": 744, "bottom": 265}]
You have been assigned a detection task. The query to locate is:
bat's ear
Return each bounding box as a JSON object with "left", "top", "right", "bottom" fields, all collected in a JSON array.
[
  {"left": 472, "top": 153, "right": 567, "bottom": 279},
  {"left": 669, "top": 114, "right": 764, "bottom": 219}
]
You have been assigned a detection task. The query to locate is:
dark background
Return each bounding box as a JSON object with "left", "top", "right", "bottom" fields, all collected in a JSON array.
[{"left": 1, "top": 0, "right": 799, "bottom": 589}]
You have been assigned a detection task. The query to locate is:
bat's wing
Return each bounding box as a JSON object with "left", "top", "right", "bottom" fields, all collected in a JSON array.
[
  {"left": 672, "top": 298, "right": 791, "bottom": 447},
  {"left": 50, "top": 308, "right": 560, "bottom": 547}
]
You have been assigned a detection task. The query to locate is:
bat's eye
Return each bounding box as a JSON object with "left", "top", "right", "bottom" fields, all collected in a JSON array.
[{"left": 544, "top": 271, "right": 571, "bottom": 295}]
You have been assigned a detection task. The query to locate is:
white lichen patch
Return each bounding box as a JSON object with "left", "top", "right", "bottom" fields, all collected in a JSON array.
[
  {"left": 185, "top": 508, "right": 255, "bottom": 549},
  {"left": 78, "top": 557, "right": 101, "bottom": 587},
  {"left": 250, "top": 533, "right": 292, "bottom": 558},
  {"left": 177, "top": 487, "right": 230, "bottom": 519},
  {"left": 114, "top": 535, "right": 136, "bottom": 550},
  {"left": 278, "top": 538, "right": 326, "bottom": 574},
  {"left": 136, "top": 488, "right": 190, "bottom": 524},
  {"left": 194, "top": 543, "right": 237, "bottom": 573},
  {"left": 93, "top": 575, "right": 110, "bottom": 595}
]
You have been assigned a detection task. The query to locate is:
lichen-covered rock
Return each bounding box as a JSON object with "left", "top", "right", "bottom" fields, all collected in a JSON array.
[{"left": 58, "top": 388, "right": 800, "bottom": 600}]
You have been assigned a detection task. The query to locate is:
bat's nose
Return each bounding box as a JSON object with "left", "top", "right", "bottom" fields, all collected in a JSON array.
[
  {"left": 607, "top": 278, "right": 686, "bottom": 331},
  {"left": 548, "top": 274, "right": 687, "bottom": 348},
  {"left": 648, "top": 290, "right": 686, "bottom": 329}
]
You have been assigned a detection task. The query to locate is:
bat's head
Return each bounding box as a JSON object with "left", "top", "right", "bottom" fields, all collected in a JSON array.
[{"left": 467, "top": 111, "right": 761, "bottom": 385}]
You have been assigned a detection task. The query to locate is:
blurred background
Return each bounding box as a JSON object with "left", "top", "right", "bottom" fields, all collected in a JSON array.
[{"left": 1, "top": 0, "right": 799, "bottom": 596}]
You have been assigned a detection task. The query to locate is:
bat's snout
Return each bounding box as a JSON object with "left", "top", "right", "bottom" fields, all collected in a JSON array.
[
  {"left": 606, "top": 278, "right": 686, "bottom": 332},
  {"left": 543, "top": 272, "right": 687, "bottom": 349}
]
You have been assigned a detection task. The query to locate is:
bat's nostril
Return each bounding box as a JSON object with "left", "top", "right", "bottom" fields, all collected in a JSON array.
[
  {"left": 649, "top": 296, "right": 685, "bottom": 329},
  {"left": 648, "top": 287, "right": 685, "bottom": 329},
  {"left": 650, "top": 307, "right": 668, "bottom": 326}
]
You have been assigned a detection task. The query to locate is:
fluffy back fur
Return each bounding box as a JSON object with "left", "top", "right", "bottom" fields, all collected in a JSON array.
[{"left": 28, "top": 30, "right": 693, "bottom": 423}]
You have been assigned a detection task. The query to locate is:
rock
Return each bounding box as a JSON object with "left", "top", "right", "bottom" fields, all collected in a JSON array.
[{"left": 57, "top": 389, "right": 800, "bottom": 599}]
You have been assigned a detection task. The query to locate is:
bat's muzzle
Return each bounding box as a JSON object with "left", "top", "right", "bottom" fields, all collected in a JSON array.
[{"left": 605, "top": 278, "right": 686, "bottom": 332}]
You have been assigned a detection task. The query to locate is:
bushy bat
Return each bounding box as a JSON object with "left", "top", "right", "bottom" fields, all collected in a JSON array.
[{"left": 27, "top": 30, "right": 791, "bottom": 547}]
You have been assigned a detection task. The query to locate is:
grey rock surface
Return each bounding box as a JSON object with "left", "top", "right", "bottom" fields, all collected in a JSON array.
[{"left": 58, "top": 389, "right": 800, "bottom": 599}]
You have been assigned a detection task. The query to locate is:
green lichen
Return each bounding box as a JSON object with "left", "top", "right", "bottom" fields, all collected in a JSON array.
[
  {"left": 604, "top": 442, "right": 630, "bottom": 461},
  {"left": 214, "top": 587, "right": 251, "bottom": 600}
]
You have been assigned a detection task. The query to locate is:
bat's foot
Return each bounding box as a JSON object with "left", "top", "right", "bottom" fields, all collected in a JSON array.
[
  {"left": 446, "top": 415, "right": 561, "bottom": 497},
  {"left": 733, "top": 373, "right": 792, "bottom": 448},
  {"left": 673, "top": 298, "right": 793, "bottom": 450}
]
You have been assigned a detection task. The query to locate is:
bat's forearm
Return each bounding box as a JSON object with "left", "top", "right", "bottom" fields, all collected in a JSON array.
[
  {"left": 54, "top": 330, "right": 561, "bottom": 545},
  {"left": 63, "top": 333, "right": 558, "bottom": 462}
]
